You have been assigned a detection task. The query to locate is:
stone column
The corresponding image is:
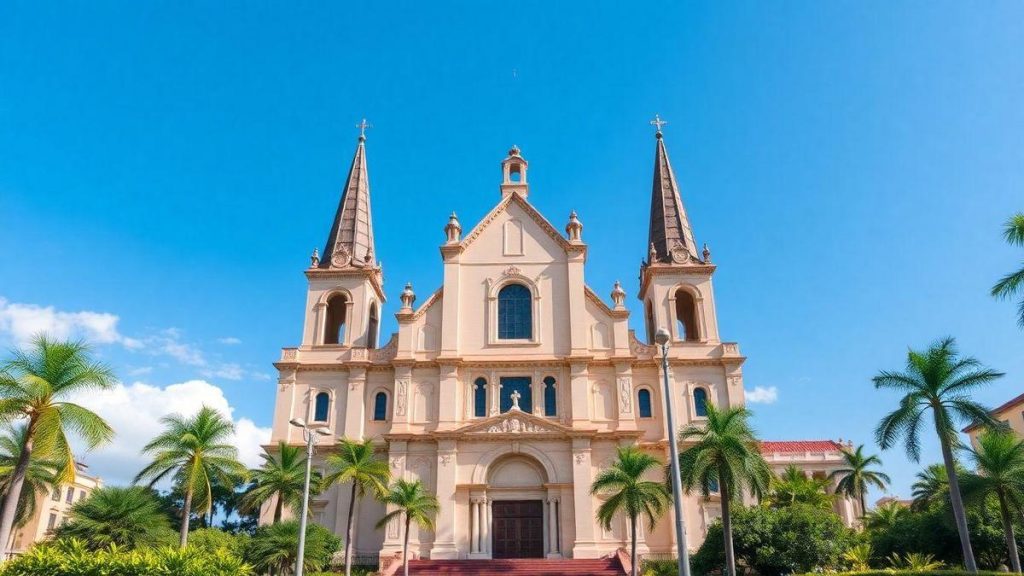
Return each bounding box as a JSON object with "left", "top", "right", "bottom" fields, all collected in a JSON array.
[
  {"left": 431, "top": 439, "right": 459, "bottom": 559},
  {"left": 485, "top": 499, "right": 493, "bottom": 554},
  {"left": 546, "top": 497, "right": 560, "bottom": 558},
  {"left": 469, "top": 499, "right": 479, "bottom": 553},
  {"left": 571, "top": 437, "right": 599, "bottom": 558},
  {"left": 342, "top": 367, "right": 366, "bottom": 439},
  {"left": 477, "top": 499, "right": 486, "bottom": 552}
]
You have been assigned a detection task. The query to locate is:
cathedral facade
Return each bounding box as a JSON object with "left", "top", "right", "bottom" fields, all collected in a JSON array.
[{"left": 266, "top": 127, "right": 859, "bottom": 563}]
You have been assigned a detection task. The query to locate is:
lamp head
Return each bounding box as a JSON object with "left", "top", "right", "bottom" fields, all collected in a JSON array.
[
  {"left": 289, "top": 418, "right": 307, "bottom": 428},
  {"left": 654, "top": 328, "right": 671, "bottom": 346},
  {"left": 314, "top": 427, "right": 331, "bottom": 436}
]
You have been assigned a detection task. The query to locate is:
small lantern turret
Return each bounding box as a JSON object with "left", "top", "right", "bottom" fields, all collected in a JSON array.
[{"left": 565, "top": 210, "right": 583, "bottom": 242}]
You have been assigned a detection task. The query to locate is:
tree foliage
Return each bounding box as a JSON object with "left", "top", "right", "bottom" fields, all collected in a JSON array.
[
  {"left": 53, "top": 486, "right": 177, "bottom": 550},
  {"left": 244, "top": 520, "right": 340, "bottom": 576},
  {"left": 991, "top": 212, "right": 1024, "bottom": 327}
]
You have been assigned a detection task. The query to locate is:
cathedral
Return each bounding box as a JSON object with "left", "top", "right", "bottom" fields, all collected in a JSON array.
[{"left": 265, "top": 124, "right": 860, "bottom": 564}]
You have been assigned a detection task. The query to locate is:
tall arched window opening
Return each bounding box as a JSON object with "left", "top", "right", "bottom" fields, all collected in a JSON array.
[
  {"left": 674, "top": 289, "right": 699, "bottom": 342},
  {"left": 637, "top": 389, "right": 653, "bottom": 418},
  {"left": 543, "top": 376, "right": 557, "bottom": 416},
  {"left": 313, "top": 392, "right": 330, "bottom": 423},
  {"left": 372, "top": 392, "right": 388, "bottom": 421},
  {"left": 474, "top": 378, "right": 488, "bottom": 418},
  {"left": 324, "top": 294, "right": 347, "bottom": 345},
  {"left": 498, "top": 284, "right": 532, "bottom": 340},
  {"left": 367, "top": 303, "right": 379, "bottom": 349},
  {"left": 693, "top": 388, "right": 708, "bottom": 417},
  {"left": 645, "top": 301, "right": 656, "bottom": 344}
]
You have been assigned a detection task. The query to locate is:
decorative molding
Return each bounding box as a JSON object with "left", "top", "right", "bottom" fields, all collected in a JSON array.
[
  {"left": 370, "top": 334, "right": 399, "bottom": 362},
  {"left": 628, "top": 331, "right": 657, "bottom": 359},
  {"left": 618, "top": 376, "right": 633, "bottom": 414},
  {"left": 395, "top": 380, "right": 409, "bottom": 416},
  {"left": 411, "top": 288, "right": 444, "bottom": 321}
]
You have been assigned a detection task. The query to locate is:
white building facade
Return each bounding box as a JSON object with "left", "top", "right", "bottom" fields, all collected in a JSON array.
[{"left": 265, "top": 127, "right": 858, "bottom": 563}]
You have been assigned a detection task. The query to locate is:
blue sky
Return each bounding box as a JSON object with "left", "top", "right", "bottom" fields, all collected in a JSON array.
[{"left": 1, "top": 2, "right": 1022, "bottom": 497}]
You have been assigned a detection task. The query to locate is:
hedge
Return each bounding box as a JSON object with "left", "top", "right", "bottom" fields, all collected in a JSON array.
[
  {"left": 1, "top": 541, "right": 252, "bottom": 576},
  {"left": 796, "top": 572, "right": 1009, "bottom": 576}
]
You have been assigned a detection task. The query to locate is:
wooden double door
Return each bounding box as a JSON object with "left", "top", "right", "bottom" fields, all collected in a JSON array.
[{"left": 491, "top": 500, "right": 544, "bottom": 559}]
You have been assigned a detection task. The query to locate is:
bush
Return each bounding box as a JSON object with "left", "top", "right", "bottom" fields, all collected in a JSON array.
[
  {"left": 189, "top": 528, "right": 249, "bottom": 557},
  {"left": 244, "top": 521, "right": 341, "bottom": 575},
  {"left": 795, "top": 572, "right": 1007, "bottom": 576},
  {"left": 0, "top": 539, "right": 251, "bottom": 576}
]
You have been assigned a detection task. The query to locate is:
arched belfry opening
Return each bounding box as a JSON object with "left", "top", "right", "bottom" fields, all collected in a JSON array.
[
  {"left": 367, "top": 302, "right": 379, "bottom": 349},
  {"left": 674, "top": 288, "right": 699, "bottom": 342},
  {"left": 324, "top": 293, "right": 348, "bottom": 345}
]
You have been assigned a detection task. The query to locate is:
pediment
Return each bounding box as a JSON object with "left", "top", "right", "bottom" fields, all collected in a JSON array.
[
  {"left": 460, "top": 193, "right": 575, "bottom": 254},
  {"left": 452, "top": 408, "right": 573, "bottom": 437}
]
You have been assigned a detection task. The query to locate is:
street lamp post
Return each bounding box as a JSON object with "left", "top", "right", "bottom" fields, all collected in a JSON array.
[
  {"left": 290, "top": 418, "right": 330, "bottom": 576},
  {"left": 655, "top": 328, "right": 691, "bottom": 576}
]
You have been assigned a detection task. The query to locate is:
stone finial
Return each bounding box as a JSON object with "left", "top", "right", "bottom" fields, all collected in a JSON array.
[
  {"left": 565, "top": 210, "right": 583, "bottom": 242},
  {"left": 400, "top": 282, "right": 416, "bottom": 311},
  {"left": 445, "top": 212, "right": 462, "bottom": 244},
  {"left": 365, "top": 245, "right": 374, "bottom": 264},
  {"left": 611, "top": 281, "right": 626, "bottom": 309},
  {"left": 648, "top": 242, "right": 658, "bottom": 264},
  {"left": 310, "top": 248, "right": 320, "bottom": 268},
  {"left": 702, "top": 243, "right": 711, "bottom": 264}
]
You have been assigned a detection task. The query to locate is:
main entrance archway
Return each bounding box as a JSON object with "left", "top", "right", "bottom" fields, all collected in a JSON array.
[{"left": 492, "top": 500, "right": 544, "bottom": 558}]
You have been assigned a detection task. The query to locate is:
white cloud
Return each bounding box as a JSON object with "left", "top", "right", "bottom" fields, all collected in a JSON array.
[
  {"left": 745, "top": 385, "right": 779, "bottom": 404},
  {"left": 218, "top": 337, "right": 242, "bottom": 345},
  {"left": 202, "top": 363, "right": 245, "bottom": 381},
  {"left": 146, "top": 329, "right": 206, "bottom": 366},
  {"left": 71, "top": 379, "right": 271, "bottom": 486},
  {"left": 0, "top": 297, "right": 138, "bottom": 348},
  {"left": 127, "top": 366, "right": 153, "bottom": 377}
]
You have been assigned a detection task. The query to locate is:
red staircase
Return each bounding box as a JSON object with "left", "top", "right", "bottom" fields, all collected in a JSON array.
[{"left": 406, "top": 558, "right": 625, "bottom": 576}]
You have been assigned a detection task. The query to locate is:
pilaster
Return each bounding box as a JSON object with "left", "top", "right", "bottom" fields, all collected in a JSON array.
[
  {"left": 391, "top": 365, "right": 413, "bottom": 432},
  {"left": 570, "top": 437, "right": 599, "bottom": 558},
  {"left": 569, "top": 362, "right": 590, "bottom": 425},
  {"left": 437, "top": 363, "right": 459, "bottom": 429},
  {"left": 614, "top": 363, "right": 636, "bottom": 431},
  {"left": 380, "top": 441, "right": 408, "bottom": 556},
  {"left": 431, "top": 439, "right": 459, "bottom": 558},
  {"left": 342, "top": 366, "right": 367, "bottom": 439}
]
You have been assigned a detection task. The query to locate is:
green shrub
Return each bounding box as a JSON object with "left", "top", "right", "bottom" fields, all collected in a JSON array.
[
  {"left": 795, "top": 571, "right": 1008, "bottom": 576},
  {"left": 189, "top": 527, "right": 250, "bottom": 557},
  {"left": 0, "top": 539, "right": 252, "bottom": 576},
  {"left": 640, "top": 559, "right": 680, "bottom": 576},
  {"left": 244, "top": 521, "right": 341, "bottom": 575}
]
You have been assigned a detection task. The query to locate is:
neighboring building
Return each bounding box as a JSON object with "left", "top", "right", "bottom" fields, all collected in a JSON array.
[
  {"left": 874, "top": 496, "right": 912, "bottom": 509},
  {"left": 963, "top": 391, "right": 1024, "bottom": 448},
  {"left": 7, "top": 462, "right": 102, "bottom": 554},
  {"left": 760, "top": 440, "right": 863, "bottom": 520},
  {"left": 265, "top": 126, "right": 859, "bottom": 562}
]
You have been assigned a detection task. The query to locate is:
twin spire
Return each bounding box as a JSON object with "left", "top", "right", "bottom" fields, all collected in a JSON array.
[
  {"left": 647, "top": 117, "right": 699, "bottom": 265},
  {"left": 319, "top": 120, "right": 376, "bottom": 270}
]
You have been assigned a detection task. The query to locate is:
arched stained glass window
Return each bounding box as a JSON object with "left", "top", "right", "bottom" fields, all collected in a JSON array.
[
  {"left": 694, "top": 388, "right": 709, "bottom": 417},
  {"left": 637, "top": 389, "right": 653, "bottom": 418},
  {"left": 543, "top": 376, "right": 557, "bottom": 416},
  {"left": 372, "top": 392, "right": 387, "bottom": 421},
  {"left": 498, "top": 284, "right": 532, "bottom": 340},
  {"left": 474, "top": 377, "right": 487, "bottom": 418},
  {"left": 314, "top": 392, "right": 330, "bottom": 422}
]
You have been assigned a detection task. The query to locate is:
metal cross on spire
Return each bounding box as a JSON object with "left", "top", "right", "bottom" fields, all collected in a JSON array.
[
  {"left": 356, "top": 118, "right": 372, "bottom": 140},
  {"left": 650, "top": 114, "right": 668, "bottom": 134}
]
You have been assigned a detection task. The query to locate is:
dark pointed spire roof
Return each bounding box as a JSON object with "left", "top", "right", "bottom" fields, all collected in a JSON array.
[
  {"left": 647, "top": 130, "right": 697, "bottom": 264},
  {"left": 321, "top": 133, "right": 376, "bottom": 269}
]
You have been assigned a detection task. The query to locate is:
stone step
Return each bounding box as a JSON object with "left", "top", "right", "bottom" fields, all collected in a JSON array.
[{"left": 406, "top": 558, "right": 624, "bottom": 576}]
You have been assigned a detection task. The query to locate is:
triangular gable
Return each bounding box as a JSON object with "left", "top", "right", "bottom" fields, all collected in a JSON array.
[
  {"left": 449, "top": 407, "right": 575, "bottom": 437},
  {"left": 459, "top": 192, "right": 575, "bottom": 253}
]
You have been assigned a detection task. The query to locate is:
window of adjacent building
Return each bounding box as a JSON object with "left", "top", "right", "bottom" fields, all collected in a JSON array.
[
  {"left": 372, "top": 392, "right": 388, "bottom": 421},
  {"left": 367, "top": 303, "right": 379, "bottom": 349},
  {"left": 707, "top": 477, "right": 719, "bottom": 493},
  {"left": 79, "top": 490, "right": 86, "bottom": 501},
  {"left": 474, "top": 378, "right": 487, "bottom": 418},
  {"left": 313, "top": 392, "right": 330, "bottom": 423},
  {"left": 52, "top": 488, "right": 60, "bottom": 501},
  {"left": 324, "top": 293, "right": 347, "bottom": 345},
  {"left": 693, "top": 388, "right": 709, "bottom": 417},
  {"left": 543, "top": 376, "right": 557, "bottom": 416},
  {"left": 675, "top": 289, "right": 699, "bottom": 342},
  {"left": 637, "top": 388, "right": 653, "bottom": 418},
  {"left": 65, "top": 487, "right": 74, "bottom": 504},
  {"left": 500, "top": 377, "right": 532, "bottom": 413},
  {"left": 47, "top": 513, "right": 57, "bottom": 531},
  {"left": 497, "top": 284, "right": 532, "bottom": 340}
]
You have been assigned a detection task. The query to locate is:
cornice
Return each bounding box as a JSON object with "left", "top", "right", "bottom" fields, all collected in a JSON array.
[{"left": 305, "top": 267, "right": 387, "bottom": 302}]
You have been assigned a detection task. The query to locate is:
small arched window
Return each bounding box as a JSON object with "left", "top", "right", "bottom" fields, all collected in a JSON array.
[
  {"left": 675, "top": 289, "right": 699, "bottom": 342},
  {"left": 637, "top": 388, "right": 653, "bottom": 418},
  {"left": 498, "top": 284, "right": 532, "bottom": 340},
  {"left": 372, "top": 391, "right": 388, "bottom": 421},
  {"left": 645, "top": 301, "right": 656, "bottom": 344},
  {"left": 474, "top": 377, "right": 487, "bottom": 418},
  {"left": 543, "top": 376, "right": 557, "bottom": 416},
  {"left": 313, "top": 392, "right": 330, "bottom": 422},
  {"left": 324, "top": 294, "right": 347, "bottom": 345},
  {"left": 367, "top": 303, "right": 379, "bottom": 349},
  {"left": 693, "top": 388, "right": 709, "bottom": 417},
  {"left": 707, "top": 477, "right": 719, "bottom": 493}
]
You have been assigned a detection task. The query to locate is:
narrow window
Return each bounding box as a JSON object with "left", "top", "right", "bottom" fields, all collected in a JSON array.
[
  {"left": 707, "top": 477, "right": 719, "bottom": 493},
  {"left": 314, "top": 392, "right": 330, "bottom": 422},
  {"left": 65, "top": 487, "right": 74, "bottom": 504},
  {"left": 543, "top": 376, "right": 557, "bottom": 416},
  {"left": 498, "top": 284, "right": 532, "bottom": 339},
  {"left": 693, "top": 388, "right": 708, "bottom": 417},
  {"left": 47, "top": 513, "right": 57, "bottom": 531},
  {"left": 78, "top": 490, "right": 86, "bottom": 501},
  {"left": 645, "top": 301, "right": 656, "bottom": 344},
  {"left": 324, "top": 294, "right": 347, "bottom": 345},
  {"left": 373, "top": 392, "right": 388, "bottom": 421},
  {"left": 474, "top": 377, "right": 487, "bottom": 418},
  {"left": 637, "top": 389, "right": 653, "bottom": 418},
  {"left": 500, "top": 377, "right": 532, "bottom": 413},
  {"left": 367, "top": 303, "right": 379, "bottom": 349},
  {"left": 674, "top": 289, "right": 699, "bottom": 342},
  {"left": 51, "top": 489, "right": 60, "bottom": 502}
]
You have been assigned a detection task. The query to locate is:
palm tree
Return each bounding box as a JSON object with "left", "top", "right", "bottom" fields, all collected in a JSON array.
[
  {"left": 376, "top": 479, "right": 439, "bottom": 576},
  {"left": 134, "top": 406, "right": 248, "bottom": 548},
  {"left": 676, "top": 403, "right": 772, "bottom": 576},
  {"left": 54, "top": 486, "right": 176, "bottom": 550},
  {"left": 829, "top": 444, "right": 891, "bottom": 517},
  {"left": 963, "top": 430, "right": 1024, "bottom": 573},
  {"left": 0, "top": 424, "right": 60, "bottom": 532},
  {"left": 325, "top": 438, "right": 390, "bottom": 576},
  {"left": 873, "top": 337, "right": 1003, "bottom": 573},
  {"left": 241, "top": 441, "right": 318, "bottom": 523},
  {"left": 246, "top": 520, "right": 341, "bottom": 576},
  {"left": 991, "top": 212, "right": 1024, "bottom": 327},
  {"left": 591, "top": 445, "right": 671, "bottom": 576},
  {"left": 863, "top": 501, "right": 909, "bottom": 531},
  {"left": 768, "top": 465, "right": 835, "bottom": 509},
  {"left": 0, "top": 336, "right": 115, "bottom": 556},
  {"left": 911, "top": 463, "right": 953, "bottom": 511}
]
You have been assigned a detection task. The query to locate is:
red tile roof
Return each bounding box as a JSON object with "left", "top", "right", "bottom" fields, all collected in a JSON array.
[
  {"left": 759, "top": 440, "right": 844, "bottom": 453},
  {"left": 963, "top": 391, "right": 1024, "bottom": 432}
]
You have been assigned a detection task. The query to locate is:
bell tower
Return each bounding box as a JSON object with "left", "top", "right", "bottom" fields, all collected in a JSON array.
[{"left": 638, "top": 117, "right": 721, "bottom": 345}]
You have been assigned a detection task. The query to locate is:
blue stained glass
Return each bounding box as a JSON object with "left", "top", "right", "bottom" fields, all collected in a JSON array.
[
  {"left": 314, "top": 392, "right": 330, "bottom": 422},
  {"left": 498, "top": 284, "right": 532, "bottom": 339},
  {"left": 638, "top": 389, "right": 652, "bottom": 418},
  {"left": 694, "top": 388, "right": 708, "bottom": 417},
  {"left": 474, "top": 377, "right": 487, "bottom": 417},
  {"left": 543, "top": 376, "right": 557, "bottom": 416},
  {"left": 500, "top": 377, "right": 532, "bottom": 413},
  {"left": 373, "top": 392, "right": 387, "bottom": 421}
]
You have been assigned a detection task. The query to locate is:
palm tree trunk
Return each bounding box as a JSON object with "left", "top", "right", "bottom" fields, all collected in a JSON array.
[
  {"left": 935, "top": 415, "right": 977, "bottom": 573},
  {"left": 345, "top": 483, "right": 357, "bottom": 576},
  {"left": 997, "top": 490, "right": 1021, "bottom": 573},
  {"left": 860, "top": 492, "right": 867, "bottom": 520},
  {"left": 0, "top": 422, "right": 34, "bottom": 559},
  {"left": 274, "top": 495, "right": 284, "bottom": 523},
  {"left": 630, "top": 513, "right": 638, "bottom": 576},
  {"left": 179, "top": 487, "right": 193, "bottom": 548},
  {"left": 720, "top": 472, "right": 736, "bottom": 576},
  {"left": 403, "top": 515, "right": 412, "bottom": 576}
]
